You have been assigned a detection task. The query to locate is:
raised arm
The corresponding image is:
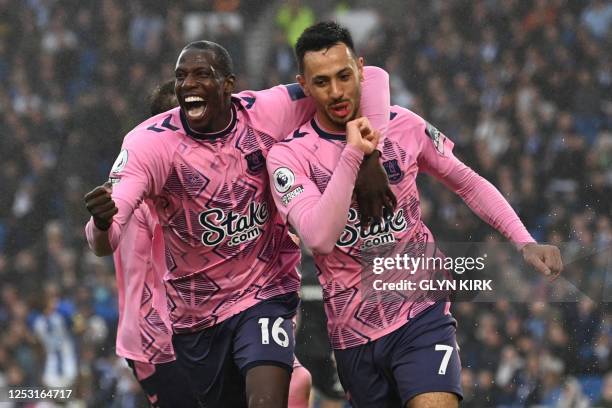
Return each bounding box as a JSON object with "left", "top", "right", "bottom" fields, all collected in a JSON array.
[
  {"left": 84, "top": 182, "right": 118, "bottom": 255},
  {"left": 85, "top": 194, "right": 144, "bottom": 256},
  {"left": 360, "top": 66, "right": 390, "bottom": 145},
  {"left": 354, "top": 66, "right": 396, "bottom": 226}
]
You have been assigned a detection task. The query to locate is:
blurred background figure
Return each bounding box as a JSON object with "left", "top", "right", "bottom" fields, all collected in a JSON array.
[{"left": 31, "top": 283, "right": 77, "bottom": 389}]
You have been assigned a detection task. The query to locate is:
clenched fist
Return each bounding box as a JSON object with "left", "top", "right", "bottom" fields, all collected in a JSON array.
[
  {"left": 84, "top": 181, "right": 117, "bottom": 231},
  {"left": 347, "top": 117, "right": 397, "bottom": 226},
  {"left": 521, "top": 243, "right": 563, "bottom": 279},
  {"left": 346, "top": 117, "right": 380, "bottom": 155}
]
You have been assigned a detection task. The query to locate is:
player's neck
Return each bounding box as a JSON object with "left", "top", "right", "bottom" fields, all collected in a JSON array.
[
  {"left": 314, "top": 112, "right": 346, "bottom": 135},
  {"left": 188, "top": 105, "right": 235, "bottom": 136},
  {"left": 314, "top": 109, "right": 363, "bottom": 135},
  {"left": 207, "top": 108, "right": 234, "bottom": 134}
]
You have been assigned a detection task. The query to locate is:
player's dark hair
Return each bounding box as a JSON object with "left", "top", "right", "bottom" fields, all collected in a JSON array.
[
  {"left": 182, "top": 40, "right": 234, "bottom": 77},
  {"left": 149, "top": 80, "right": 178, "bottom": 116},
  {"left": 295, "top": 21, "right": 356, "bottom": 74}
]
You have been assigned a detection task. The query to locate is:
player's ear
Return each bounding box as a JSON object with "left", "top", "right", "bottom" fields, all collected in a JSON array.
[
  {"left": 357, "top": 57, "right": 364, "bottom": 82},
  {"left": 296, "top": 74, "right": 310, "bottom": 96},
  {"left": 224, "top": 74, "right": 236, "bottom": 94}
]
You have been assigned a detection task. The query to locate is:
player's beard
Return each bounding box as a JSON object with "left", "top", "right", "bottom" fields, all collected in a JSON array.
[
  {"left": 329, "top": 104, "right": 360, "bottom": 130},
  {"left": 327, "top": 89, "right": 361, "bottom": 128}
]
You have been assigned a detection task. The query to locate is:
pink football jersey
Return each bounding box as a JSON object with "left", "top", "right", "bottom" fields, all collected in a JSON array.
[
  {"left": 85, "top": 67, "right": 390, "bottom": 333},
  {"left": 113, "top": 203, "right": 174, "bottom": 363},
  {"left": 267, "top": 106, "right": 535, "bottom": 349}
]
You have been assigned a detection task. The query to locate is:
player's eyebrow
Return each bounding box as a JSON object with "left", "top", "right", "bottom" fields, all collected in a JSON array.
[
  {"left": 311, "top": 74, "right": 330, "bottom": 82},
  {"left": 175, "top": 65, "right": 215, "bottom": 75},
  {"left": 312, "top": 67, "right": 351, "bottom": 81}
]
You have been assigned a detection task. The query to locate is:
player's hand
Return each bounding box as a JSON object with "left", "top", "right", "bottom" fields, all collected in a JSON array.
[
  {"left": 346, "top": 117, "right": 380, "bottom": 155},
  {"left": 84, "top": 182, "right": 117, "bottom": 231},
  {"left": 355, "top": 151, "right": 397, "bottom": 227},
  {"left": 521, "top": 243, "right": 563, "bottom": 279}
]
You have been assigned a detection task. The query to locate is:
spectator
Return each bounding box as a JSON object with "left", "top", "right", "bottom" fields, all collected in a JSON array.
[
  {"left": 581, "top": 0, "right": 612, "bottom": 40},
  {"left": 596, "top": 372, "right": 612, "bottom": 408},
  {"left": 31, "top": 284, "right": 77, "bottom": 388},
  {"left": 276, "top": 0, "right": 315, "bottom": 47}
]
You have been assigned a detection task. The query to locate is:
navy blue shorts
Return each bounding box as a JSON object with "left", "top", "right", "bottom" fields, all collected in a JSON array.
[
  {"left": 334, "top": 301, "right": 462, "bottom": 407},
  {"left": 172, "top": 292, "right": 299, "bottom": 407},
  {"left": 126, "top": 359, "right": 200, "bottom": 408}
]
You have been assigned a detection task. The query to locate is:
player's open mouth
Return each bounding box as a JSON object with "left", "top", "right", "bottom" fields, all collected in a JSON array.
[
  {"left": 330, "top": 102, "right": 350, "bottom": 118},
  {"left": 184, "top": 96, "right": 208, "bottom": 120}
]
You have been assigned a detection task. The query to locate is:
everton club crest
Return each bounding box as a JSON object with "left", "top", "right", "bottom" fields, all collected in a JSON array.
[
  {"left": 383, "top": 159, "right": 404, "bottom": 184},
  {"left": 245, "top": 150, "right": 265, "bottom": 175}
]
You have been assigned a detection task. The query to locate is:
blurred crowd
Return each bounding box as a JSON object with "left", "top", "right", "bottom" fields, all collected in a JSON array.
[{"left": 0, "top": 0, "right": 609, "bottom": 406}]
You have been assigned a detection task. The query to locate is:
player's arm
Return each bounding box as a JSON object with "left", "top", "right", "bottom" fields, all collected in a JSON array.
[
  {"left": 112, "top": 206, "right": 154, "bottom": 277},
  {"left": 359, "top": 66, "right": 390, "bottom": 147},
  {"left": 267, "top": 118, "right": 379, "bottom": 255},
  {"left": 239, "top": 66, "right": 390, "bottom": 140},
  {"left": 84, "top": 132, "right": 165, "bottom": 256},
  {"left": 84, "top": 182, "right": 117, "bottom": 255},
  {"left": 354, "top": 66, "right": 396, "bottom": 226},
  {"left": 244, "top": 67, "right": 394, "bottom": 223},
  {"left": 417, "top": 122, "right": 563, "bottom": 277}
]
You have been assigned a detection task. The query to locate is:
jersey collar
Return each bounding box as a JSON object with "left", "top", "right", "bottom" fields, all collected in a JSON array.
[
  {"left": 179, "top": 103, "right": 237, "bottom": 140},
  {"left": 311, "top": 116, "right": 346, "bottom": 141}
]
